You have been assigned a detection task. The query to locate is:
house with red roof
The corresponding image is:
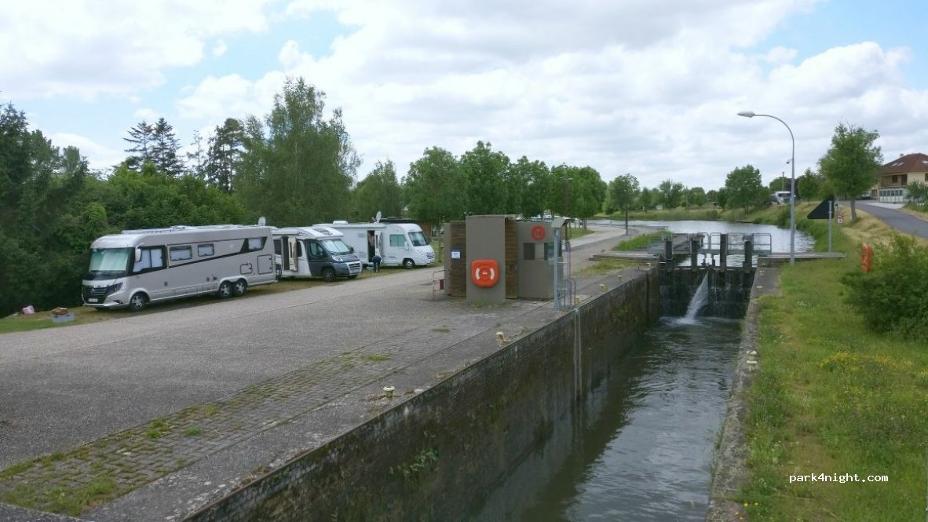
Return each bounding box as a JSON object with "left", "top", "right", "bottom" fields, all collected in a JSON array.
[{"left": 872, "top": 153, "right": 928, "bottom": 202}]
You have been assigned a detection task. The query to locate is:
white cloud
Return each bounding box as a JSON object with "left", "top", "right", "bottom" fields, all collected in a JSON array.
[
  {"left": 26, "top": 0, "right": 928, "bottom": 190},
  {"left": 212, "top": 40, "right": 229, "bottom": 57},
  {"left": 0, "top": 0, "right": 271, "bottom": 100},
  {"left": 133, "top": 108, "right": 160, "bottom": 121},
  {"left": 50, "top": 132, "right": 124, "bottom": 170}
]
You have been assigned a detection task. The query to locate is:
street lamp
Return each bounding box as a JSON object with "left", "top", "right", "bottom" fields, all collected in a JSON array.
[{"left": 738, "top": 111, "right": 796, "bottom": 264}]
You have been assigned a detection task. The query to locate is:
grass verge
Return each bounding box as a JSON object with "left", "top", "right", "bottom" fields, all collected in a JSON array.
[
  {"left": 739, "top": 210, "right": 928, "bottom": 520},
  {"left": 613, "top": 231, "right": 664, "bottom": 251}
]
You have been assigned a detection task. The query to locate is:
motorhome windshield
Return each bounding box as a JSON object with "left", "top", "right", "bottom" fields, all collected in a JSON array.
[
  {"left": 321, "top": 239, "right": 352, "bottom": 255},
  {"left": 87, "top": 248, "right": 131, "bottom": 279},
  {"left": 409, "top": 231, "right": 430, "bottom": 246}
]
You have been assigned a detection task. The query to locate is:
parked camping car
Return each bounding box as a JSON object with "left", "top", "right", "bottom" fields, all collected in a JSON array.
[
  {"left": 82, "top": 225, "right": 276, "bottom": 312},
  {"left": 324, "top": 221, "right": 435, "bottom": 268},
  {"left": 273, "top": 226, "right": 362, "bottom": 282}
]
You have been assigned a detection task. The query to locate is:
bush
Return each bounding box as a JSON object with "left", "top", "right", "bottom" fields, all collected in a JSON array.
[{"left": 842, "top": 235, "right": 928, "bottom": 339}]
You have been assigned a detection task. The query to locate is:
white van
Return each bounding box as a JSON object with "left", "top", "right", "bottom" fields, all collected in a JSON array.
[
  {"left": 324, "top": 221, "right": 435, "bottom": 268},
  {"left": 83, "top": 225, "right": 276, "bottom": 312},
  {"left": 273, "top": 226, "right": 363, "bottom": 281}
]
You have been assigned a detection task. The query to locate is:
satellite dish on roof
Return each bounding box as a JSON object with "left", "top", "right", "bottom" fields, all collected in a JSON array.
[
  {"left": 375, "top": 211, "right": 382, "bottom": 223},
  {"left": 258, "top": 216, "right": 266, "bottom": 226}
]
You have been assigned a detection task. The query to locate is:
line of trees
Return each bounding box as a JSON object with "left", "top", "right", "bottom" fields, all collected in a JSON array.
[{"left": 0, "top": 77, "right": 611, "bottom": 316}]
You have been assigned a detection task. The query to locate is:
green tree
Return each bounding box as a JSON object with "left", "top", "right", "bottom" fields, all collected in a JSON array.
[
  {"left": 797, "top": 168, "right": 829, "bottom": 200},
  {"left": 657, "top": 180, "right": 685, "bottom": 209},
  {"left": 0, "top": 104, "right": 111, "bottom": 315},
  {"left": 818, "top": 123, "right": 883, "bottom": 221},
  {"left": 607, "top": 174, "right": 639, "bottom": 232},
  {"left": 638, "top": 187, "right": 655, "bottom": 211},
  {"left": 549, "top": 165, "right": 606, "bottom": 223},
  {"left": 236, "top": 78, "right": 358, "bottom": 225},
  {"left": 508, "top": 156, "right": 550, "bottom": 218},
  {"left": 461, "top": 141, "right": 510, "bottom": 214},
  {"left": 706, "top": 189, "right": 719, "bottom": 205},
  {"left": 907, "top": 181, "right": 928, "bottom": 204},
  {"left": 205, "top": 118, "right": 244, "bottom": 193},
  {"left": 723, "top": 165, "right": 768, "bottom": 212},
  {"left": 150, "top": 118, "right": 184, "bottom": 176},
  {"left": 351, "top": 160, "right": 403, "bottom": 221},
  {"left": 686, "top": 186, "right": 707, "bottom": 207},
  {"left": 404, "top": 147, "right": 467, "bottom": 224},
  {"left": 123, "top": 120, "right": 154, "bottom": 170},
  {"left": 187, "top": 130, "right": 207, "bottom": 180},
  {"left": 768, "top": 175, "right": 791, "bottom": 192}
]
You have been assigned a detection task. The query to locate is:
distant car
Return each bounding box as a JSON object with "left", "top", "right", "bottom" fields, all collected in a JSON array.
[{"left": 773, "top": 191, "right": 789, "bottom": 204}]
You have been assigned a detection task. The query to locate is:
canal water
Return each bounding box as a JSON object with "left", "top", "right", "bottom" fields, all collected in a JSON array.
[{"left": 475, "top": 221, "right": 803, "bottom": 520}]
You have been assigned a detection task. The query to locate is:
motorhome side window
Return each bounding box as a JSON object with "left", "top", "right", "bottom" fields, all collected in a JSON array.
[
  {"left": 170, "top": 245, "right": 193, "bottom": 262},
  {"left": 197, "top": 244, "right": 214, "bottom": 257},
  {"left": 133, "top": 247, "right": 165, "bottom": 273},
  {"left": 273, "top": 239, "right": 281, "bottom": 255},
  {"left": 246, "top": 237, "right": 266, "bottom": 252},
  {"left": 389, "top": 234, "right": 405, "bottom": 247}
]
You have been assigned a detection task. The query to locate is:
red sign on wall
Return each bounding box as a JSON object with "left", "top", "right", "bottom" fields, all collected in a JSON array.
[{"left": 530, "top": 225, "right": 546, "bottom": 241}]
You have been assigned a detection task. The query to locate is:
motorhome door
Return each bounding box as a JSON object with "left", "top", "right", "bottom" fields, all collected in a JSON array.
[
  {"left": 366, "top": 230, "right": 376, "bottom": 262},
  {"left": 288, "top": 237, "right": 299, "bottom": 272},
  {"left": 305, "top": 239, "right": 327, "bottom": 275}
]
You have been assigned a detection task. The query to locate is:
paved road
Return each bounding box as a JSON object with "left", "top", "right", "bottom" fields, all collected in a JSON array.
[
  {"left": 856, "top": 200, "right": 928, "bottom": 239},
  {"left": 0, "top": 226, "right": 632, "bottom": 468}
]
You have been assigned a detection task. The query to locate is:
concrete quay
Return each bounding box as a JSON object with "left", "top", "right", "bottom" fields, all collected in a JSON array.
[{"left": 0, "top": 226, "right": 639, "bottom": 520}]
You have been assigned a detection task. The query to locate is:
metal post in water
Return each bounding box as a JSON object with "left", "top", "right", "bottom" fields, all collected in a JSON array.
[
  {"left": 743, "top": 239, "right": 753, "bottom": 271},
  {"left": 664, "top": 239, "right": 673, "bottom": 271},
  {"left": 690, "top": 238, "right": 698, "bottom": 269},
  {"left": 719, "top": 233, "right": 728, "bottom": 269},
  {"left": 553, "top": 227, "right": 561, "bottom": 310}
]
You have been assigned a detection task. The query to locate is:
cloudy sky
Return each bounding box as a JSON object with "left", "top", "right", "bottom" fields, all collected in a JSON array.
[{"left": 4, "top": 0, "right": 927, "bottom": 189}]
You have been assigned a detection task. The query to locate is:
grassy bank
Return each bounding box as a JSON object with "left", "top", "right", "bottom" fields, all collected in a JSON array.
[
  {"left": 739, "top": 210, "right": 928, "bottom": 520},
  {"left": 612, "top": 231, "right": 663, "bottom": 251},
  {"left": 599, "top": 203, "right": 811, "bottom": 224}
]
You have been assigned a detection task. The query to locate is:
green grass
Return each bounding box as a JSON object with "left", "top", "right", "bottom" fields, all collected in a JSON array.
[
  {"left": 566, "top": 227, "right": 595, "bottom": 239},
  {"left": 739, "top": 211, "right": 928, "bottom": 520},
  {"left": 579, "top": 258, "right": 638, "bottom": 276},
  {"left": 613, "top": 231, "right": 664, "bottom": 251},
  {"left": 610, "top": 206, "right": 722, "bottom": 221},
  {"left": 183, "top": 426, "right": 202, "bottom": 437}
]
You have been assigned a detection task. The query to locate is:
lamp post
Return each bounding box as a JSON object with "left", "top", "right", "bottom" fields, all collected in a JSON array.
[{"left": 738, "top": 111, "right": 796, "bottom": 264}]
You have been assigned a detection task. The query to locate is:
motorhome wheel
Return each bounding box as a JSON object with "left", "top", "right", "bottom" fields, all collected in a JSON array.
[
  {"left": 232, "top": 279, "right": 248, "bottom": 297},
  {"left": 403, "top": 258, "right": 415, "bottom": 269},
  {"left": 128, "top": 292, "right": 148, "bottom": 313},
  {"left": 218, "top": 281, "right": 233, "bottom": 298},
  {"left": 322, "top": 267, "right": 336, "bottom": 282}
]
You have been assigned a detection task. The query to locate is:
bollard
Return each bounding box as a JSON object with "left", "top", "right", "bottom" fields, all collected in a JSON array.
[
  {"left": 743, "top": 239, "right": 753, "bottom": 271},
  {"left": 719, "top": 233, "right": 728, "bottom": 269}
]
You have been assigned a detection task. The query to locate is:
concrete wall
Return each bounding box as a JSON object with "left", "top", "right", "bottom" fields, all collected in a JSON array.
[
  {"left": 187, "top": 269, "right": 660, "bottom": 522},
  {"left": 660, "top": 267, "right": 755, "bottom": 318}
]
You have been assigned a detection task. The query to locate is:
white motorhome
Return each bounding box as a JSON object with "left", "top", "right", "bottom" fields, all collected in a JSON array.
[
  {"left": 273, "top": 226, "right": 363, "bottom": 281},
  {"left": 324, "top": 221, "right": 435, "bottom": 268},
  {"left": 83, "top": 225, "right": 276, "bottom": 312}
]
